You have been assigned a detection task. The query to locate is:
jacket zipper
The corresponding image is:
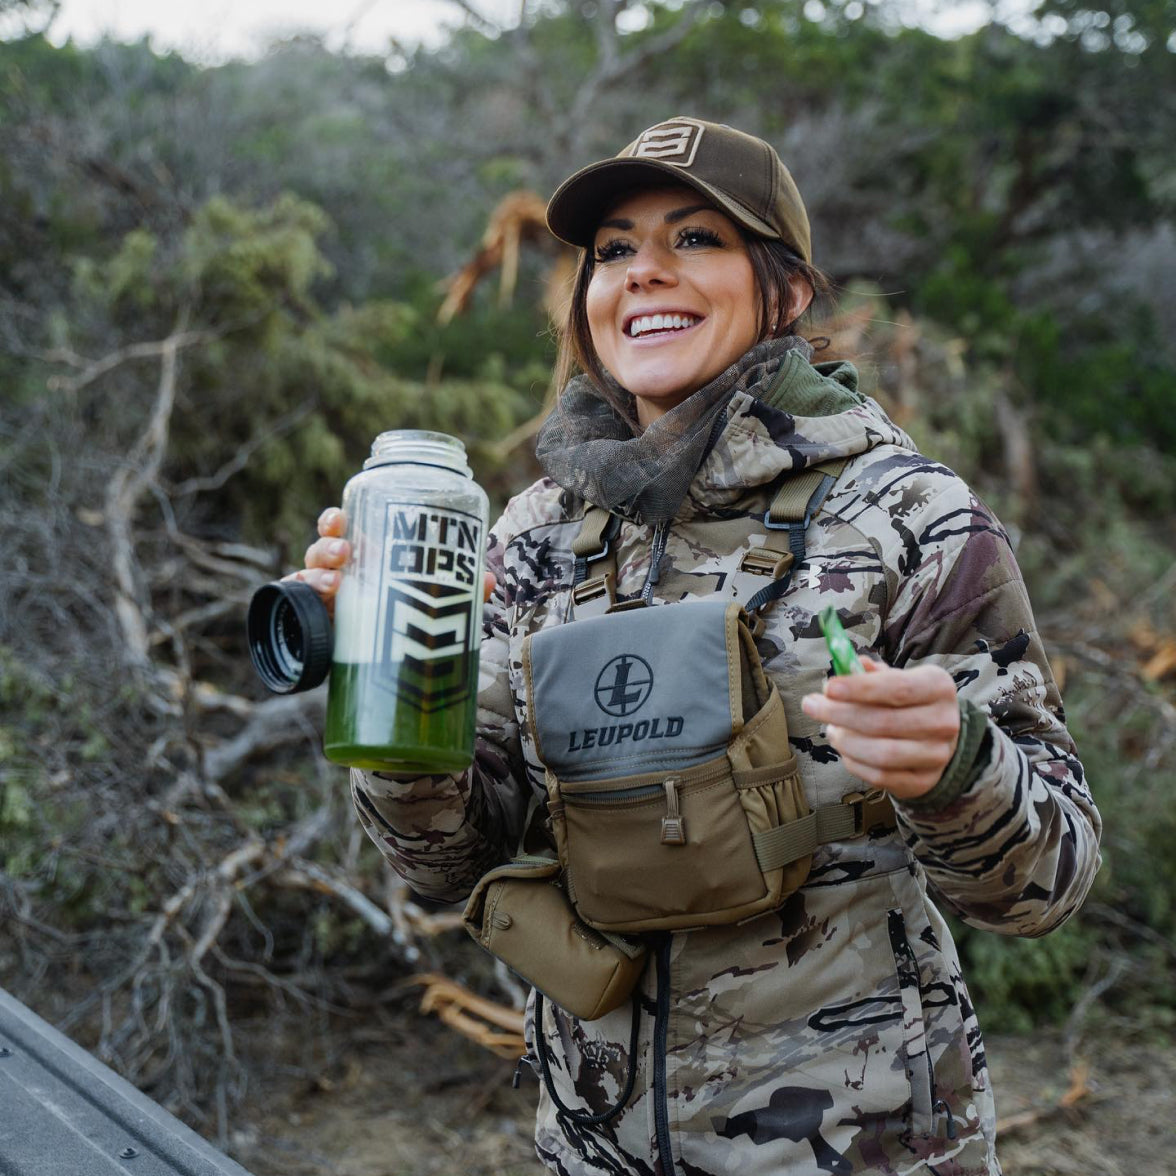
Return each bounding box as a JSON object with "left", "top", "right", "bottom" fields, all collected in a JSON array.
[
  {"left": 641, "top": 522, "right": 669, "bottom": 604},
  {"left": 654, "top": 933, "right": 674, "bottom": 1172}
]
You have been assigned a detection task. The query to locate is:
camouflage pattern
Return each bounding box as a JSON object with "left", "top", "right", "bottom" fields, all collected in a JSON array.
[{"left": 351, "top": 352, "right": 1102, "bottom": 1175}]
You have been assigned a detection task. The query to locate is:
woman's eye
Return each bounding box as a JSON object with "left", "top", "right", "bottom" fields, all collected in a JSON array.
[
  {"left": 594, "top": 238, "right": 632, "bottom": 262},
  {"left": 678, "top": 226, "right": 724, "bottom": 248}
]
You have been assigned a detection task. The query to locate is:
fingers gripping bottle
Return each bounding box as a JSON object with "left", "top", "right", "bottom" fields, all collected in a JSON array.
[{"left": 324, "top": 431, "right": 489, "bottom": 775}]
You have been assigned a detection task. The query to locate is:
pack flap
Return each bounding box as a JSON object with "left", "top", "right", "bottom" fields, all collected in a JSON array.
[{"left": 523, "top": 600, "right": 743, "bottom": 782}]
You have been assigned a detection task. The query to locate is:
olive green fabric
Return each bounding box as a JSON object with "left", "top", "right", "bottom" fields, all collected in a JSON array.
[
  {"left": 461, "top": 856, "right": 647, "bottom": 1021},
  {"left": 900, "top": 698, "right": 992, "bottom": 813}
]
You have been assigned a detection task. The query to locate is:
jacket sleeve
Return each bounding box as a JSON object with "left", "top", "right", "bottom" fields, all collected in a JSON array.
[
  {"left": 349, "top": 524, "right": 535, "bottom": 904},
  {"left": 880, "top": 482, "right": 1102, "bottom": 937}
]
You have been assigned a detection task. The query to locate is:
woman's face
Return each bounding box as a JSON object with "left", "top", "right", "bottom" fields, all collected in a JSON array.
[{"left": 585, "top": 185, "right": 761, "bottom": 426}]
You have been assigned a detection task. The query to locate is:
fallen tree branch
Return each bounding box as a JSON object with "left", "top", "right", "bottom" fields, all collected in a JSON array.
[
  {"left": 408, "top": 972, "right": 525, "bottom": 1060},
  {"left": 105, "top": 324, "right": 189, "bottom": 666},
  {"left": 201, "top": 690, "right": 326, "bottom": 784},
  {"left": 994, "top": 1059, "right": 1096, "bottom": 1135}
]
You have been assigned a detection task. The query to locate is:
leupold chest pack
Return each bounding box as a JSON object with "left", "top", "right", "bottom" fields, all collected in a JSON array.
[{"left": 462, "top": 460, "right": 896, "bottom": 1025}]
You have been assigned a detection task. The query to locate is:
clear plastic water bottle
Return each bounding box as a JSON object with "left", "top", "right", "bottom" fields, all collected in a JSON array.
[{"left": 323, "top": 430, "right": 489, "bottom": 774}]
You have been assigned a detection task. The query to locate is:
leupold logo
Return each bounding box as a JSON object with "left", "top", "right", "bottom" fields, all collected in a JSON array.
[{"left": 594, "top": 654, "right": 654, "bottom": 717}]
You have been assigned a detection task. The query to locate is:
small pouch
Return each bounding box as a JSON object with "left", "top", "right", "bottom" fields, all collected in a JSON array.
[
  {"left": 524, "top": 600, "right": 815, "bottom": 934},
  {"left": 461, "top": 856, "right": 647, "bottom": 1021}
]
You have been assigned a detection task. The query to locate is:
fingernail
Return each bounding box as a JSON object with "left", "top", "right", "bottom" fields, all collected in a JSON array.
[
  {"left": 321, "top": 570, "right": 338, "bottom": 587},
  {"left": 319, "top": 507, "right": 340, "bottom": 527},
  {"left": 329, "top": 539, "right": 347, "bottom": 556},
  {"left": 801, "top": 694, "right": 819, "bottom": 715}
]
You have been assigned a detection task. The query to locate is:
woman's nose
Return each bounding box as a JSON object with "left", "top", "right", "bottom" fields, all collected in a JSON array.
[{"left": 625, "top": 244, "right": 677, "bottom": 291}]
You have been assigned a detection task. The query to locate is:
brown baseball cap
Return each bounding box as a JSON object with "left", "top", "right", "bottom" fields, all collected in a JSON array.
[{"left": 546, "top": 116, "right": 812, "bottom": 263}]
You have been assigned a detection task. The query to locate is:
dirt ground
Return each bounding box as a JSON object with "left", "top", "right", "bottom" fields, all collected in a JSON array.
[{"left": 227, "top": 1013, "right": 1176, "bottom": 1176}]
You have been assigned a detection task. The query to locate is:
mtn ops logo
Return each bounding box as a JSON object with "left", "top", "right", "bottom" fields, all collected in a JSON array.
[{"left": 594, "top": 654, "right": 654, "bottom": 717}]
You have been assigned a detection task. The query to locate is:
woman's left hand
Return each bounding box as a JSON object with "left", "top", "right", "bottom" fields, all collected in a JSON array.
[{"left": 800, "top": 659, "right": 960, "bottom": 802}]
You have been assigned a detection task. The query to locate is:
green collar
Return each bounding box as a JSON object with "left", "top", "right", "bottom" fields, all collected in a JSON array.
[{"left": 758, "top": 350, "right": 866, "bottom": 418}]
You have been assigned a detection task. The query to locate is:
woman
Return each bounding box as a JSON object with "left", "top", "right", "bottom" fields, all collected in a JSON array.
[{"left": 296, "top": 118, "right": 1101, "bottom": 1175}]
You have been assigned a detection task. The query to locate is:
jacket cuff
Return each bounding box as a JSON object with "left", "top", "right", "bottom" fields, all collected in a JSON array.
[{"left": 898, "top": 698, "right": 991, "bottom": 814}]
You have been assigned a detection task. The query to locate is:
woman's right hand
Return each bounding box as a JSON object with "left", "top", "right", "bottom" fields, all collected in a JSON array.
[{"left": 283, "top": 507, "right": 350, "bottom": 617}]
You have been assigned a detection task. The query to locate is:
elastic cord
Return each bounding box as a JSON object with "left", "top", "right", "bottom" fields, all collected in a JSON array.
[{"left": 533, "top": 990, "right": 642, "bottom": 1127}]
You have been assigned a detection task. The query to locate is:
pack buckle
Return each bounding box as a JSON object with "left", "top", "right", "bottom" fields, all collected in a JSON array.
[
  {"left": 842, "top": 788, "right": 895, "bottom": 838},
  {"left": 739, "top": 547, "right": 794, "bottom": 580}
]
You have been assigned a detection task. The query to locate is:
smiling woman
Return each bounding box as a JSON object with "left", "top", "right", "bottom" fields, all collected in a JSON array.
[{"left": 291, "top": 116, "right": 1104, "bottom": 1176}]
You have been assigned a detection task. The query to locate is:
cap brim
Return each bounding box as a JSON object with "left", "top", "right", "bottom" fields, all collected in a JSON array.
[{"left": 546, "top": 157, "right": 780, "bottom": 249}]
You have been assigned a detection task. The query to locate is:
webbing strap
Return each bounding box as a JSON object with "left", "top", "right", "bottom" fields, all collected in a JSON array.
[
  {"left": 569, "top": 506, "right": 619, "bottom": 619},
  {"left": 598, "top": 928, "right": 647, "bottom": 960},
  {"left": 752, "top": 789, "right": 896, "bottom": 872},
  {"left": 741, "top": 459, "right": 848, "bottom": 616},
  {"left": 572, "top": 506, "right": 615, "bottom": 563}
]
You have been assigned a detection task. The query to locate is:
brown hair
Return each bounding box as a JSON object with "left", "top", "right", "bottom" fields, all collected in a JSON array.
[{"left": 551, "top": 231, "right": 832, "bottom": 414}]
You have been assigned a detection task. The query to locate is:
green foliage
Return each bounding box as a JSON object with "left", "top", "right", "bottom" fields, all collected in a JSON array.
[
  {"left": 953, "top": 919, "right": 1103, "bottom": 1034},
  {"left": 2, "top": 3, "right": 1175, "bottom": 1065}
]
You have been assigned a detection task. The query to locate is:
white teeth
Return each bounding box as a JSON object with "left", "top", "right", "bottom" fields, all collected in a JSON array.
[{"left": 628, "top": 314, "right": 697, "bottom": 337}]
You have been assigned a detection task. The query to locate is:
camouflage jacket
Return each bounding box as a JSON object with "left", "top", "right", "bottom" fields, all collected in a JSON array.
[{"left": 352, "top": 351, "right": 1101, "bottom": 1176}]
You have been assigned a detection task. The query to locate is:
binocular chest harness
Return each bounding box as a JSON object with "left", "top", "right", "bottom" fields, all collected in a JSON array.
[{"left": 461, "top": 457, "right": 898, "bottom": 1126}]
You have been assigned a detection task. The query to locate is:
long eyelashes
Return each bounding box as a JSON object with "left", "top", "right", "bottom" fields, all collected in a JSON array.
[
  {"left": 594, "top": 238, "right": 631, "bottom": 263},
  {"left": 593, "top": 225, "right": 726, "bottom": 263}
]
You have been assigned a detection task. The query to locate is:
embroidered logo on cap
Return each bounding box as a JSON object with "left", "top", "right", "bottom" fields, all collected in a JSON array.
[{"left": 630, "top": 119, "right": 704, "bottom": 168}]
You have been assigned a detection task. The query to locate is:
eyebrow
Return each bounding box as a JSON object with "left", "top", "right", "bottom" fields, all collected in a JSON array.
[{"left": 596, "top": 204, "right": 714, "bottom": 232}]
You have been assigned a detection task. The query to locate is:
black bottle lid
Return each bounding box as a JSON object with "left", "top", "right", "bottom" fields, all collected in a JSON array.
[{"left": 246, "top": 580, "right": 333, "bottom": 694}]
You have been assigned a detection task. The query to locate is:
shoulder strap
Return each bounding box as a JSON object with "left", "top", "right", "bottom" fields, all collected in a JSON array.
[
  {"left": 567, "top": 505, "right": 619, "bottom": 620},
  {"left": 738, "top": 458, "right": 848, "bottom": 618},
  {"left": 567, "top": 458, "right": 848, "bottom": 622}
]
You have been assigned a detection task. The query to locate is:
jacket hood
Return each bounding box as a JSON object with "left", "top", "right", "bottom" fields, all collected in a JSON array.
[
  {"left": 682, "top": 349, "right": 917, "bottom": 518},
  {"left": 536, "top": 340, "right": 917, "bottom": 525}
]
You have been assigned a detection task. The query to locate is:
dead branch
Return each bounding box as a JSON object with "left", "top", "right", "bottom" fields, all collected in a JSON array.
[
  {"left": 201, "top": 690, "right": 326, "bottom": 784},
  {"left": 437, "top": 191, "right": 563, "bottom": 324},
  {"left": 166, "top": 400, "right": 313, "bottom": 497},
  {"left": 995, "top": 1059, "right": 1096, "bottom": 1135},
  {"left": 1053, "top": 640, "right": 1176, "bottom": 729},
  {"left": 273, "top": 858, "right": 401, "bottom": 943},
  {"left": 994, "top": 385, "right": 1038, "bottom": 518},
  {"left": 1064, "top": 956, "right": 1131, "bottom": 1063},
  {"left": 42, "top": 330, "right": 210, "bottom": 395},
  {"left": 104, "top": 324, "right": 189, "bottom": 666},
  {"left": 566, "top": 3, "right": 707, "bottom": 132},
  {"left": 144, "top": 838, "right": 267, "bottom": 960},
  {"left": 409, "top": 973, "right": 525, "bottom": 1060},
  {"left": 148, "top": 601, "right": 244, "bottom": 647},
  {"left": 439, "top": 0, "right": 502, "bottom": 35},
  {"left": 1085, "top": 902, "right": 1176, "bottom": 961}
]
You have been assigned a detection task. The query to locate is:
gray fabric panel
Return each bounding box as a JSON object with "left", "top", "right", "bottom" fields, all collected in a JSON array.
[{"left": 528, "top": 600, "right": 734, "bottom": 781}]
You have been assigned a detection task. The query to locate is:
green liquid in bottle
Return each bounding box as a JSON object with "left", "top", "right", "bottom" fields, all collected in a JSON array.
[{"left": 323, "top": 657, "right": 477, "bottom": 775}]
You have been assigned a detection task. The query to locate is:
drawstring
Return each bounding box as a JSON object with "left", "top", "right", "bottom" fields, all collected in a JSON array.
[
  {"left": 934, "top": 1098, "right": 958, "bottom": 1140},
  {"left": 533, "top": 990, "right": 642, "bottom": 1127},
  {"left": 513, "top": 1055, "right": 536, "bottom": 1089}
]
